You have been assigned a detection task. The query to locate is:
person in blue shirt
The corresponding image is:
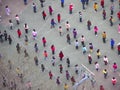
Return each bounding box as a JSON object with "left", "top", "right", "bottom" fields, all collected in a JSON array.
[
  {"left": 61, "top": 0, "right": 64, "bottom": 7},
  {"left": 110, "top": 38, "right": 115, "bottom": 49}
]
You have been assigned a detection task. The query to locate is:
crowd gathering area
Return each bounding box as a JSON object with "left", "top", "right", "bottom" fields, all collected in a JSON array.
[{"left": 0, "top": 0, "right": 120, "bottom": 90}]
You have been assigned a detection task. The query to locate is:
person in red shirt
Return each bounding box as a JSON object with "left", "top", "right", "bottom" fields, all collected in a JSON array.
[
  {"left": 51, "top": 45, "right": 55, "bottom": 55},
  {"left": 100, "top": 0, "right": 104, "bottom": 8},
  {"left": 17, "top": 29, "right": 22, "bottom": 38},
  {"left": 113, "top": 62, "right": 117, "bottom": 72},
  {"left": 42, "top": 37, "right": 46, "bottom": 47},
  {"left": 49, "top": 71, "right": 53, "bottom": 79},
  {"left": 100, "top": 85, "right": 104, "bottom": 90},
  {"left": 59, "top": 51, "right": 64, "bottom": 61},
  {"left": 57, "top": 13, "right": 61, "bottom": 23},
  {"left": 42, "top": 10, "right": 46, "bottom": 20},
  {"left": 112, "top": 77, "right": 117, "bottom": 85},
  {"left": 117, "top": 11, "right": 120, "bottom": 20},
  {"left": 117, "top": 43, "right": 120, "bottom": 55},
  {"left": 69, "top": 3, "right": 73, "bottom": 14}
]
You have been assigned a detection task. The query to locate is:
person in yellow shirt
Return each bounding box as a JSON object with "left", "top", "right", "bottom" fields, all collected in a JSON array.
[
  {"left": 102, "top": 31, "right": 106, "bottom": 43},
  {"left": 64, "top": 83, "right": 69, "bottom": 90},
  {"left": 93, "top": 2, "right": 98, "bottom": 12},
  {"left": 103, "top": 69, "right": 108, "bottom": 79}
]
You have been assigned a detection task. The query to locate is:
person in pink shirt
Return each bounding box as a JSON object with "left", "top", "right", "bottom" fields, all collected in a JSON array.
[
  {"left": 94, "top": 26, "right": 98, "bottom": 36},
  {"left": 69, "top": 3, "right": 73, "bottom": 14},
  {"left": 118, "top": 23, "right": 120, "bottom": 33}
]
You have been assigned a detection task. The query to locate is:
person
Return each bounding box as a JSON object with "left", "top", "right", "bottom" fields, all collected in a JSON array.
[
  {"left": 43, "top": 50, "right": 48, "bottom": 60},
  {"left": 8, "top": 35, "right": 12, "bottom": 45},
  {"left": 87, "top": 20, "right": 91, "bottom": 30},
  {"left": 100, "top": 0, "right": 104, "bottom": 8},
  {"left": 41, "top": 64, "right": 45, "bottom": 72},
  {"left": 81, "top": 35, "right": 85, "bottom": 46},
  {"left": 100, "top": 85, "right": 104, "bottom": 90},
  {"left": 42, "top": 37, "right": 46, "bottom": 47},
  {"left": 118, "top": 23, "right": 120, "bottom": 33},
  {"left": 64, "top": 83, "right": 68, "bottom": 90},
  {"left": 32, "top": 29, "right": 37, "bottom": 40},
  {"left": 24, "top": 35, "right": 28, "bottom": 45},
  {"left": 95, "top": 62, "right": 100, "bottom": 71},
  {"left": 42, "top": 10, "right": 46, "bottom": 20},
  {"left": 93, "top": 2, "right": 98, "bottom": 12},
  {"left": 109, "top": 16, "right": 114, "bottom": 26},
  {"left": 50, "top": 18, "right": 56, "bottom": 28},
  {"left": 82, "top": 45, "right": 87, "bottom": 54},
  {"left": 24, "top": 23, "right": 29, "bottom": 34},
  {"left": 117, "top": 43, "right": 120, "bottom": 55},
  {"left": 51, "top": 56, "right": 55, "bottom": 66},
  {"left": 113, "top": 62, "right": 117, "bottom": 72},
  {"left": 103, "top": 56, "right": 108, "bottom": 65},
  {"left": 94, "top": 26, "right": 98, "bottom": 36},
  {"left": 17, "top": 29, "right": 22, "bottom": 38},
  {"left": 66, "top": 58, "right": 70, "bottom": 67},
  {"left": 8, "top": 60, "right": 12, "bottom": 70},
  {"left": 24, "top": 49, "right": 29, "bottom": 57},
  {"left": 49, "top": 71, "right": 53, "bottom": 79},
  {"left": 89, "top": 43, "right": 93, "bottom": 53},
  {"left": 112, "top": 77, "right": 117, "bottom": 85},
  {"left": 56, "top": 76, "right": 60, "bottom": 85},
  {"left": 66, "top": 34, "right": 71, "bottom": 44},
  {"left": 0, "top": 31, "right": 3, "bottom": 43},
  {"left": 26, "top": 81, "right": 32, "bottom": 90},
  {"left": 9, "top": 19, "right": 13, "bottom": 30},
  {"left": 4, "top": 30, "right": 7, "bottom": 41},
  {"left": 16, "top": 43, "right": 21, "bottom": 54},
  {"left": 5, "top": 5, "right": 11, "bottom": 16},
  {"left": 58, "top": 26, "right": 62, "bottom": 36},
  {"left": 32, "top": 3, "right": 37, "bottom": 13},
  {"left": 117, "top": 11, "right": 120, "bottom": 20},
  {"left": 79, "top": 11, "right": 82, "bottom": 22},
  {"left": 57, "top": 13, "right": 61, "bottom": 23},
  {"left": 39, "top": 0, "right": 44, "bottom": 7},
  {"left": 23, "top": 0, "right": 27, "bottom": 5},
  {"left": 66, "top": 70, "right": 70, "bottom": 80},
  {"left": 81, "top": 0, "right": 85, "bottom": 10},
  {"left": 34, "top": 43, "right": 38, "bottom": 53},
  {"left": 34, "top": 56, "right": 39, "bottom": 66},
  {"left": 51, "top": 45, "right": 55, "bottom": 55},
  {"left": 103, "top": 69, "right": 108, "bottom": 79},
  {"left": 102, "top": 9, "right": 106, "bottom": 20},
  {"left": 96, "top": 49, "right": 101, "bottom": 59},
  {"left": 15, "top": 14, "right": 20, "bottom": 25},
  {"left": 16, "top": 67, "right": 21, "bottom": 76},
  {"left": 86, "top": 0, "right": 89, "bottom": 5},
  {"left": 71, "top": 76, "right": 76, "bottom": 85},
  {"left": 75, "top": 40, "right": 79, "bottom": 49},
  {"left": 110, "top": 38, "right": 115, "bottom": 49},
  {"left": 69, "top": 3, "right": 73, "bottom": 14},
  {"left": 110, "top": 4, "right": 114, "bottom": 15},
  {"left": 49, "top": 6, "right": 53, "bottom": 15},
  {"left": 59, "top": 51, "right": 64, "bottom": 61},
  {"left": 88, "top": 54, "right": 92, "bottom": 64},
  {"left": 65, "top": 21, "right": 70, "bottom": 31},
  {"left": 102, "top": 31, "right": 106, "bottom": 43},
  {"left": 59, "top": 64, "right": 63, "bottom": 73},
  {"left": 61, "top": 0, "right": 64, "bottom": 7},
  {"left": 73, "top": 28, "right": 77, "bottom": 39},
  {"left": 75, "top": 64, "right": 79, "bottom": 74}
]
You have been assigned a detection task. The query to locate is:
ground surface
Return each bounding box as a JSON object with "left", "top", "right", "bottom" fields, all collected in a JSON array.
[{"left": 0, "top": 0, "right": 120, "bottom": 90}]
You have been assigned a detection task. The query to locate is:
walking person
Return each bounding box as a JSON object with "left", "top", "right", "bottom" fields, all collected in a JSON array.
[
  {"left": 9, "top": 19, "right": 13, "bottom": 30},
  {"left": 73, "top": 28, "right": 77, "bottom": 39},
  {"left": 94, "top": 26, "right": 98, "bottom": 36},
  {"left": 66, "top": 58, "right": 70, "bottom": 67},
  {"left": 118, "top": 23, "right": 120, "bottom": 33},
  {"left": 89, "top": 43, "right": 93, "bottom": 53},
  {"left": 32, "top": 3, "right": 37, "bottom": 13},
  {"left": 59, "top": 51, "right": 64, "bottom": 61},
  {"left": 0, "top": 31, "right": 3, "bottom": 43},
  {"left": 96, "top": 49, "right": 101, "bottom": 59},
  {"left": 93, "top": 2, "right": 98, "bottom": 12},
  {"left": 4, "top": 30, "right": 7, "bottom": 41},
  {"left": 51, "top": 45, "right": 55, "bottom": 55},
  {"left": 100, "top": 0, "right": 104, "bottom": 8},
  {"left": 95, "top": 62, "right": 100, "bottom": 71},
  {"left": 64, "top": 83, "right": 69, "bottom": 90},
  {"left": 81, "top": 0, "right": 85, "bottom": 10},
  {"left": 66, "top": 34, "right": 71, "bottom": 44},
  {"left": 39, "top": 0, "right": 44, "bottom": 7},
  {"left": 61, "top": 0, "right": 64, "bottom": 7},
  {"left": 71, "top": 76, "right": 76, "bottom": 85},
  {"left": 103, "top": 56, "right": 108, "bottom": 65},
  {"left": 42, "top": 10, "right": 47, "bottom": 20},
  {"left": 100, "top": 85, "right": 104, "bottom": 90},
  {"left": 58, "top": 26, "right": 62, "bottom": 36},
  {"left": 113, "top": 62, "right": 118, "bottom": 72},
  {"left": 102, "top": 9, "right": 106, "bottom": 20},
  {"left": 81, "top": 35, "right": 85, "bottom": 46},
  {"left": 57, "top": 13, "right": 61, "bottom": 23},
  {"left": 66, "top": 70, "right": 70, "bottom": 80},
  {"left": 49, "top": 71, "right": 53, "bottom": 79},
  {"left": 102, "top": 31, "right": 106, "bottom": 43},
  {"left": 24, "top": 35, "right": 28, "bottom": 45},
  {"left": 103, "top": 69, "right": 108, "bottom": 79},
  {"left": 87, "top": 20, "right": 91, "bottom": 30},
  {"left": 110, "top": 38, "right": 115, "bottom": 49},
  {"left": 34, "top": 43, "right": 38, "bottom": 53},
  {"left": 75, "top": 64, "right": 79, "bottom": 74},
  {"left": 79, "top": 11, "right": 82, "bottom": 22},
  {"left": 24, "top": 23, "right": 29, "bottom": 34},
  {"left": 43, "top": 50, "right": 48, "bottom": 60},
  {"left": 34, "top": 56, "right": 39, "bottom": 66},
  {"left": 75, "top": 40, "right": 79, "bottom": 50},
  {"left": 110, "top": 4, "right": 114, "bottom": 15},
  {"left": 82, "top": 45, "right": 87, "bottom": 54},
  {"left": 15, "top": 14, "right": 20, "bottom": 25},
  {"left": 112, "top": 77, "right": 117, "bottom": 86},
  {"left": 41, "top": 64, "right": 45, "bottom": 72},
  {"left": 109, "top": 16, "right": 114, "bottom": 26},
  {"left": 50, "top": 18, "right": 56, "bottom": 28},
  {"left": 49, "top": 6, "right": 53, "bottom": 15},
  {"left": 51, "top": 56, "right": 55, "bottom": 66},
  {"left": 16, "top": 43, "right": 21, "bottom": 54},
  {"left": 17, "top": 29, "right": 22, "bottom": 38},
  {"left": 117, "top": 43, "right": 120, "bottom": 55},
  {"left": 42, "top": 37, "right": 46, "bottom": 47},
  {"left": 32, "top": 29, "right": 37, "bottom": 40},
  {"left": 56, "top": 76, "right": 60, "bottom": 85},
  {"left": 23, "top": 0, "right": 27, "bottom": 5},
  {"left": 69, "top": 3, "right": 73, "bottom": 14},
  {"left": 8, "top": 35, "right": 12, "bottom": 45},
  {"left": 5, "top": 5, "right": 11, "bottom": 16},
  {"left": 24, "top": 49, "right": 29, "bottom": 57},
  {"left": 88, "top": 54, "right": 92, "bottom": 64},
  {"left": 59, "top": 64, "right": 63, "bottom": 73},
  {"left": 65, "top": 21, "right": 70, "bottom": 31}
]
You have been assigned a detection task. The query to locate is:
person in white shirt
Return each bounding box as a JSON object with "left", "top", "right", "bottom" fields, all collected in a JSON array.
[{"left": 32, "top": 29, "right": 37, "bottom": 40}]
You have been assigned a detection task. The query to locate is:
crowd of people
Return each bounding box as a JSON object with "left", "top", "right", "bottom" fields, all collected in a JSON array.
[{"left": 0, "top": 0, "right": 120, "bottom": 90}]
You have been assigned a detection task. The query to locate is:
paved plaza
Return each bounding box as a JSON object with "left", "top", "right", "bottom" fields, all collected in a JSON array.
[{"left": 0, "top": 0, "right": 120, "bottom": 90}]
